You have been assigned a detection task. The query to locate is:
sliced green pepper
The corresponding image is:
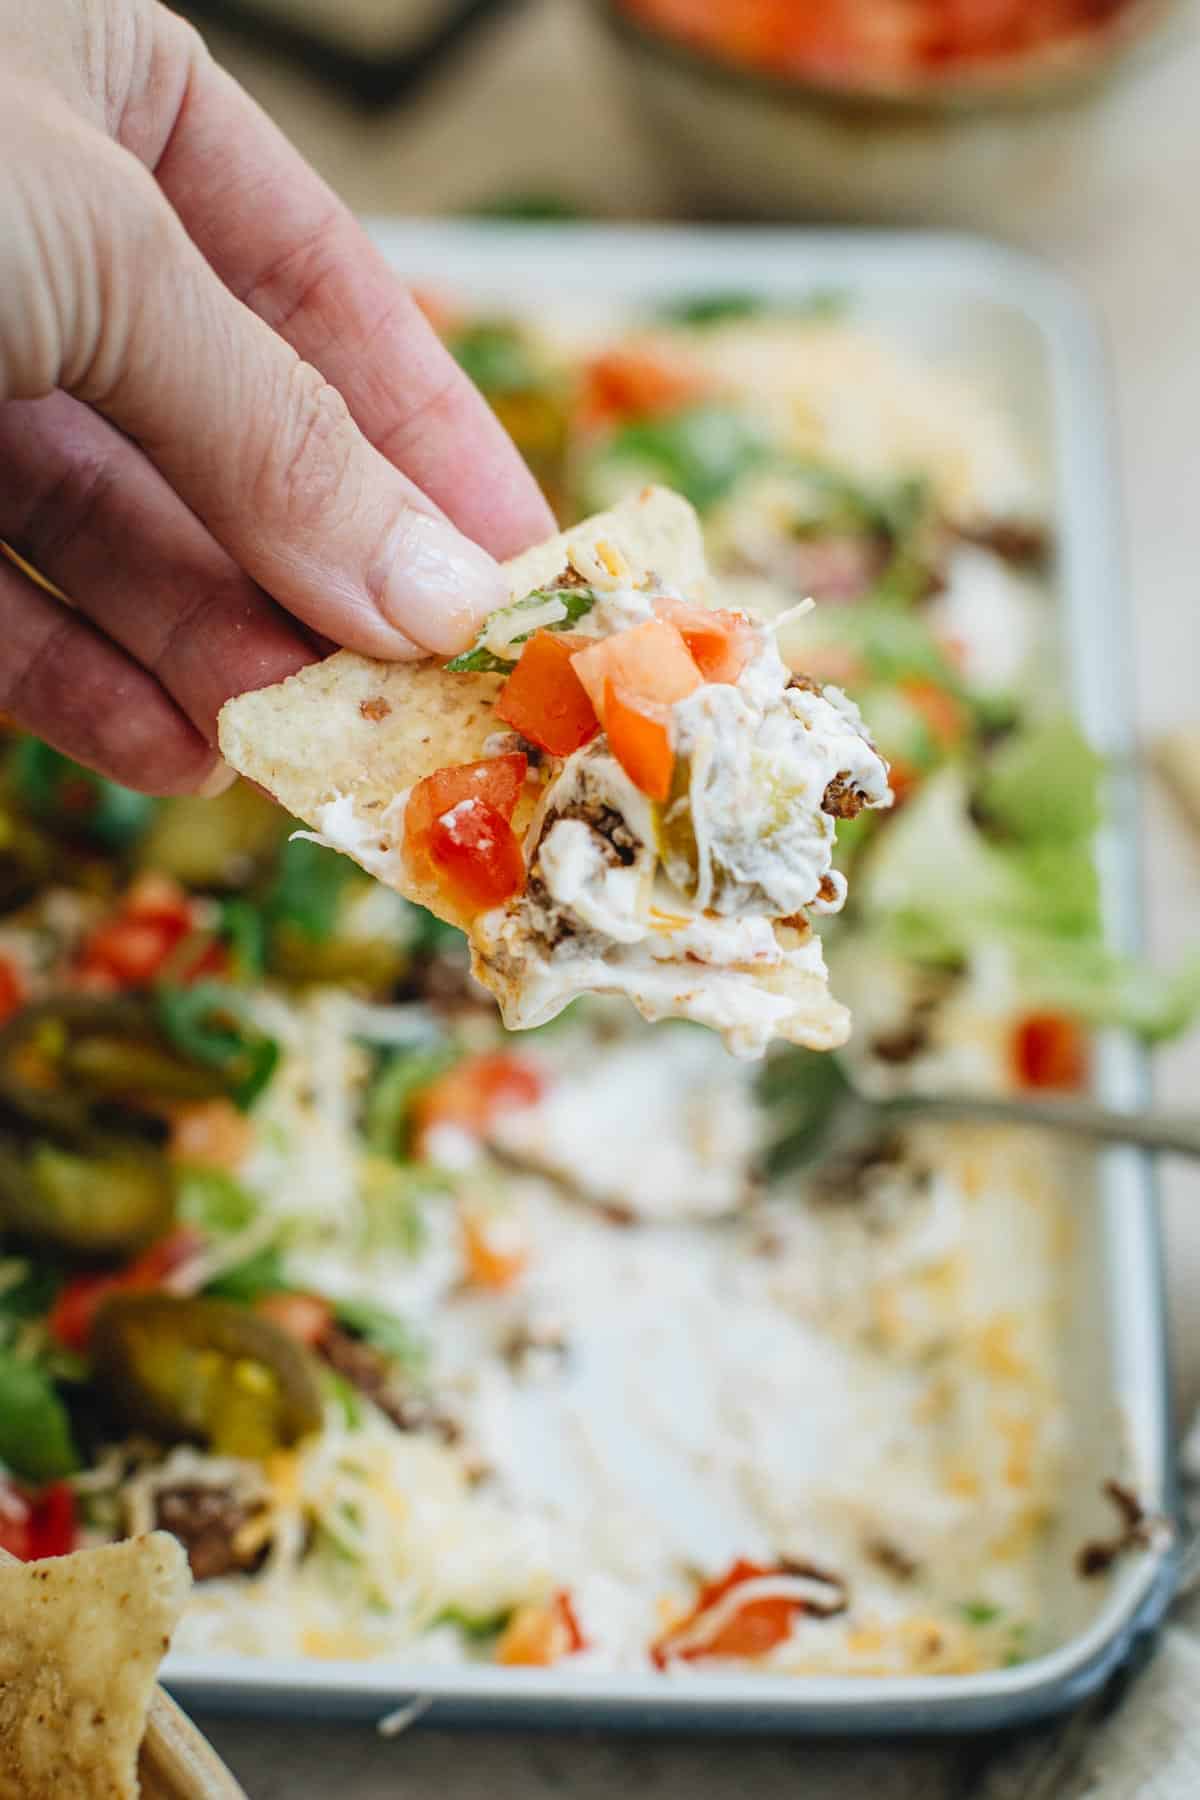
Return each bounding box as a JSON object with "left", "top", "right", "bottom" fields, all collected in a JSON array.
[
  {"left": 0, "top": 1139, "right": 173, "bottom": 1256},
  {"left": 267, "top": 926, "right": 408, "bottom": 991},
  {"left": 0, "top": 996, "right": 261, "bottom": 1140},
  {"left": 92, "top": 1293, "right": 323, "bottom": 1459},
  {"left": 0, "top": 1349, "right": 79, "bottom": 1482},
  {"left": 137, "top": 782, "right": 286, "bottom": 890},
  {"left": 0, "top": 805, "right": 54, "bottom": 914},
  {"left": 154, "top": 983, "right": 279, "bottom": 1110}
]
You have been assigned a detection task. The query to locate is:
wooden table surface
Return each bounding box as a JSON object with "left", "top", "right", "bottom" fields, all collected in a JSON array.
[{"left": 186, "top": 1, "right": 1200, "bottom": 1788}]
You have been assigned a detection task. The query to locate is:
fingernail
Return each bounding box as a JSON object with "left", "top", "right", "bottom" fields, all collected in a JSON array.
[
  {"left": 197, "top": 758, "right": 238, "bottom": 799},
  {"left": 380, "top": 511, "right": 508, "bottom": 656}
]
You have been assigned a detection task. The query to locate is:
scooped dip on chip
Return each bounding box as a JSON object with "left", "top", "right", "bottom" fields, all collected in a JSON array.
[{"left": 218, "top": 488, "right": 890, "bottom": 1056}]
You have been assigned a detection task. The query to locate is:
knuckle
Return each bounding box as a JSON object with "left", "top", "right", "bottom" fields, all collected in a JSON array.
[
  {"left": 239, "top": 215, "right": 344, "bottom": 340},
  {"left": 16, "top": 446, "right": 119, "bottom": 571},
  {"left": 254, "top": 359, "right": 359, "bottom": 536},
  {"left": 65, "top": 142, "right": 178, "bottom": 400}
]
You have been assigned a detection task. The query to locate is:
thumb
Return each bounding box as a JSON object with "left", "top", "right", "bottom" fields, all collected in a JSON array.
[{"left": 4, "top": 91, "right": 507, "bottom": 659}]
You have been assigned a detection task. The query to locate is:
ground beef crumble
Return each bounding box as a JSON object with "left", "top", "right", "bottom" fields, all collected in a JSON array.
[
  {"left": 821, "top": 772, "right": 869, "bottom": 820},
  {"left": 319, "top": 1328, "right": 459, "bottom": 1443},
  {"left": 154, "top": 1486, "right": 270, "bottom": 1582}
]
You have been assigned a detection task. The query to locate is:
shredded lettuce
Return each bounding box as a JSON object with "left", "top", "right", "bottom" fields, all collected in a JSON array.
[
  {"left": 176, "top": 1166, "right": 259, "bottom": 1238},
  {"left": 583, "top": 404, "right": 768, "bottom": 516},
  {"left": 333, "top": 1298, "right": 427, "bottom": 1373},
  {"left": 856, "top": 761, "right": 1199, "bottom": 1042},
  {"left": 975, "top": 718, "right": 1102, "bottom": 845},
  {"left": 445, "top": 587, "right": 598, "bottom": 675},
  {"left": 204, "top": 1244, "right": 290, "bottom": 1302},
  {"left": 366, "top": 1047, "right": 458, "bottom": 1158},
  {"left": 358, "top": 1157, "right": 446, "bottom": 1258}
]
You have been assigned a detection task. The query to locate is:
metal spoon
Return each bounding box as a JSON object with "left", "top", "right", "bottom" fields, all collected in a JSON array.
[{"left": 762, "top": 1051, "right": 1200, "bottom": 1175}]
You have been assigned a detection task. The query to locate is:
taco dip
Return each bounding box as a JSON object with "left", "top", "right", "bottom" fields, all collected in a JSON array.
[{"left": 0, "top": 228, "right": 1177, "bottom": 1730}]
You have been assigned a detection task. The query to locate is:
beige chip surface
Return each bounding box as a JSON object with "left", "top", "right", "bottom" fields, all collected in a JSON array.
[
  {"left": 217, "top": 487, "right": 706, "bottom": 924},
  {"left": 0, "top": 1533, "right": 191, "bottom": 1800}
]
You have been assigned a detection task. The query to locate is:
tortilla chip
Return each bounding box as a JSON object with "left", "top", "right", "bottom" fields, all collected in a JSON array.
[
  {"left": 217, "top": 487, "right": 706, "bottom": 923},
  {"left": 0, "top": 1533, "right": 191, "bottom": 1800}
]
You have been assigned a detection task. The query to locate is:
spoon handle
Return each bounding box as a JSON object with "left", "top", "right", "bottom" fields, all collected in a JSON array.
[{"left": 884, "top": 1091, "right": 1200, "bottom": 1160}]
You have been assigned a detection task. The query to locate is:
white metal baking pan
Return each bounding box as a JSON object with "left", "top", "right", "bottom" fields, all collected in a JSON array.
[{"left": 165, "top": 225, "right": 1177, "bottom": 1733}]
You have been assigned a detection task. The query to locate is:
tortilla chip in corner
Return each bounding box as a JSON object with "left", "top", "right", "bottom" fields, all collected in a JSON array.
[
  {"left": 217, "top": 487, "right": 706, "bottom": 923},
  {"left": 0, "top": 1532, "right": 191, "bottom": 1800}
]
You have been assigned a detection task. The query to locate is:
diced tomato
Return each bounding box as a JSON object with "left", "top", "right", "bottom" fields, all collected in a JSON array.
[
  {"left": 570, "top": 617, "right": 702, "bottom": 718},
  {"left": 495, "top": 632, "right": 601, "bottom": 757},
  {"left": 570, "top": 619, "right": 701, "bottom": 802},
  {"left": 430, "top": 800, "right": 527, "bottom": 914},
  {"left": 651, "top": 1559, "right": 801, "bottom": 1667},
  {"left": 603, "top": 683, "right": 675, "bottom": 803},
  {"left": 886, "top": 758, "right": 920, "bottom": 808},
  {"left": 27, "top": 1482, "right": 76, "bottom": 1559},
  {"left": 255, "top": 1292, "right": 334, "bottom": 1348},
  {"left": 900, "top": 676, "right": 968, "bottom": 752},
  {"left": 0, "top": 1481, "right": 77, "bottom": 1562},
  {"left": 1012, "top": 1011, "right": 1089, "bottom": 1092},
  {"left": 415, "top": 1051, "right": 544, "bottom": 1148},
  {"left": 167, "top": 1098, "right": 255, "bottom": 1170},
  {"left": 48, "top": 1226, "right": 205, "bottom": 1353},
  {"left": 404, "top": 754, "right": 529, "bottom": 917},
  {"left": 0, "top": 955, "right": 25, "bottom": 1026},
  {"left": 653, "top": 597, "right": 756, "bottom": 685},
  {"left": 76, "top": 873, "right": 198, "bottom": 990},
  {"left": 496, "top": 1590, "right": 588, "bottom": 1666},
  {"left": 406, "top": 754, "right": 528, "bottom": 837},
  {"left": 579, "top": 348, "right": 704, "bottom": 429},
  {"left": 461, "top": 1213, "right": 528, "bottom": 1292},
  {"left": 0, "top": 1484, "right": 31, "bottom": 1560}
]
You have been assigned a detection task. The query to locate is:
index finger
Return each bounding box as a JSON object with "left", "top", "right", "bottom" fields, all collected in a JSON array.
[{"left": 136, "top": 15, "right": 555, "bottom": 560}]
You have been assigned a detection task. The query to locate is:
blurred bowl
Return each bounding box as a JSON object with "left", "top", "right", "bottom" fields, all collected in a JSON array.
[{"left": 596, "top": 0, "right": 1180, "bottom": 224}]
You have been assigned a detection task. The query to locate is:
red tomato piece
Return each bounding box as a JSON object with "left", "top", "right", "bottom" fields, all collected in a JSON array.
[
  {"left": 76, "top": 873, "right": 197, "bottom": 990},
  {"left": 427, "top": 800, "right": 527, "bottom": 914},
  {"left": 255, "top": 1292, "right": 334, "bottom": 1348},
  {"left": 554, "top": 1589, "right": 588, "bottom": 1655},
  {"left": 885, "top": 758, "right": 920, "bottom": 808},
  {"left": 580, "top": 349, "right": 704, "bottom": 429},
  {"left": 603, "top": 683, "right": 675, "bottom": 803},
  {"left": 496, "top": 1589, "right": 588, "bottom": 1665},
  {"left": 461, "top": 1215, "right": 528, "bottom": 1292},
  {"left": 48, "top": 1226, "right": 205, "bottom": 1352},
  {"left": 406, "top": 754, "right": 528, "bottom": 837},
  {"left": 653, "top": 597, "right": 756, "bottom": 685},
  {"left": 415, "top": 1051, "right": 544, "bottom": 1144},
  {"left": 404, "top": 754, "right": 529, "bottom": 918},
  {"left": 570, "top": 618, "right": 702, "bottom": 718},
  {"left": 27, "top": 1482, "right": 77, "bottom": 1560},
  {"left": 0, "top": 956, "right": 24, "bottom": 1026},
  {"left": 495, "top": 632, "right": 600, "bottom": 757},
  {"left": 651, "top": 1559, "right": 801, "bottom": 1667},
  {"left": 1012, "top": 1012, "right": 1089, "bottom": 1091},
  {"left": 0, "top": 1484, "right": 31, "bottom": 1561},
  {"left": 0, "top": 1481, "right": 77, "bottom": 1562},
  {"left": 900, "top": 676, "right": 968, "bottom": 753}
]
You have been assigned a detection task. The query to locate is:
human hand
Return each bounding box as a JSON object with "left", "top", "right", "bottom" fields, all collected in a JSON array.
[{"left": 0, "top": 0, "right": 555, "bottom": 793}]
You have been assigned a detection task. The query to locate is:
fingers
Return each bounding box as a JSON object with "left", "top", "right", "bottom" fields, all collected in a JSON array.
[
  {"left": 0, "top": 553, "right": 220, "bottom": 795},
  {"left": 0, "top": 391, "right": 330, "bottom": 743},
  {"left": 3, "top": 87, "right": 507, "bottom": 659},
  {"left": 131, "top": 12, "right": 556, "bottom": 559}
]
